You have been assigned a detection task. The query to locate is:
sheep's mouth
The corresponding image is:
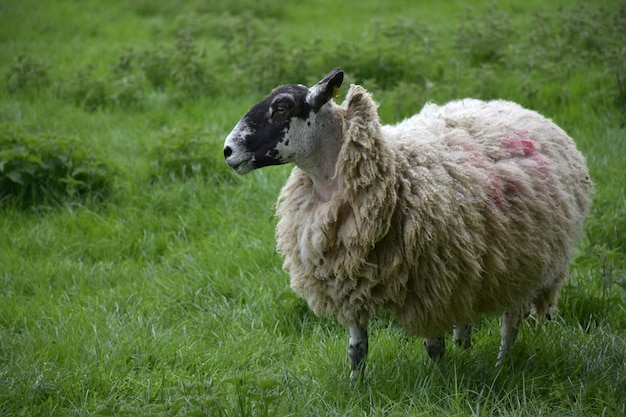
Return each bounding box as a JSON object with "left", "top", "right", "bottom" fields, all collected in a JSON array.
[{"left": 228, "top": 157, "right": 254, "bottom": 175}]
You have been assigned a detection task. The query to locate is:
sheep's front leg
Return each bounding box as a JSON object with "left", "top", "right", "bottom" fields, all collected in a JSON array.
[
  {"left": 424, "top": 336, "right": 446, "bottom": 362},
  {"left": 453, "top": 323, "right": 473, "bottom": 350},
  {"left": 348, "top": 325, "right": 368, "bottom": 379},
  {"left": 497, "top": 308, "right": 523, "bottom": 366}
]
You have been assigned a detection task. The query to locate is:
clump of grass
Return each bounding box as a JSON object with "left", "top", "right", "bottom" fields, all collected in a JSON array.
[
  {"left": 216, "top": 13, "right": 292, "bottom": 92},
  {"left": 148, "top": 125, "right": 234, "bottom": 183},
  {"left": 107, "top": 51, "right": 150, "bottom": 110},
  {"left": 54, "top": 65, "right": 109, "bottom": 112},
  {"left": 4, "top": 54, "right": 50, "bottom": 95},
  {"left": 455, "top": 4, "right": 512, "bottom": 66},
  {"left": 139, "top": 31, "right": 214, "bottom": 102},
  {"left": 197, "top": 0, "right": 293, "bottom": 19},
  {"left": 335, "top": 17, "right": 437, "bottom": 89},
  {"left": 0, "top": 123, "right": 114, "bottom": 208},
  {"left": 567, "top": 244, "right": 626, "bottom": 330},
  {"left": 129, "top": 0, "right": 292, "bottom": 20},
  {"left": 136, "top": 47, "right": 172, "bottom": 93},
  {"left": 51, "top": 32, "right": 213, "bottom": 111}
]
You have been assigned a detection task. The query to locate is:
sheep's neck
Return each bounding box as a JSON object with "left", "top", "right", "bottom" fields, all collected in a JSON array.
[
  {"left": 301, "top": 140, "right": 340, "bottom": 202},
  {"left": 311, "top": 159, "right": 339, "bottom": 202},
  {"left": 297, "top": 110, "right": 343, "bottom": 202}
]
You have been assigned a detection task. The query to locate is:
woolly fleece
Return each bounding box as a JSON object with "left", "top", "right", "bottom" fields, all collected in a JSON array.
[{"left": 275, "top": 85, "right": 591, "bottom": 337}]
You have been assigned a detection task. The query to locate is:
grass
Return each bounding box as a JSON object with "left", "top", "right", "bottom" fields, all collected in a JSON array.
[{"left": 1, "top": 0, "right": 625, "bottom": 415}]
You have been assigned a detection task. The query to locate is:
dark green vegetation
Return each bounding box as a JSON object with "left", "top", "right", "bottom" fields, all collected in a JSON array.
[
  {"left": 0, "top": 123, "right": 113, "bottom": 208},
  {"left": 1, "top": 0, "right": 625, "bottom": 415}
]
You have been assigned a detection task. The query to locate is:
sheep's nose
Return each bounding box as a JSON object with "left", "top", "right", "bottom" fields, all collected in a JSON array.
[{"left": 224, "top": 146, "right": 232, "bottom": 159}]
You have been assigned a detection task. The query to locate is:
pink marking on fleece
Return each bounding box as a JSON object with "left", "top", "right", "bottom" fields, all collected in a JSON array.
[
  {"left": 489, "top": 176, "right": 504, "bottom": 207},
  {"left": 490, "top": 132, "right": 555, "bottom": 209},
  {"left": 505, "top": 133, "right": 548, "bottom": 165},
  {"left": 453, "top": 141, "right": 483, "bottom": 163},
  {"left": 520, "top": 139, "right": 535, "bottom": 156},
  {"left": 459, "top": 148, "right": 487, "bottom": 168}
]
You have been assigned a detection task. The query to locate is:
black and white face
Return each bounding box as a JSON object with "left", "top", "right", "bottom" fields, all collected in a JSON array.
[
  {"left": 223, "top": 84, "right": 311, "bottom": 174},
  {"left": 224, "top": 68, "right": 344, "bottom": 174}
]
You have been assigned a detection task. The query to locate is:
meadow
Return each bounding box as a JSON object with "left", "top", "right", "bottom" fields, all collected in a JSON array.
[{"left": 1, "top": 0, "right": 625, "bottom": 415}]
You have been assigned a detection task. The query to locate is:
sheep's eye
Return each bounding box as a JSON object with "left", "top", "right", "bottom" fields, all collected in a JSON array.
[
  {"left": 269, "top": 93, "right": 294, "bottom": 119},
  {"left": 274, "top": 105, "right": 288, "bottom": 114}
]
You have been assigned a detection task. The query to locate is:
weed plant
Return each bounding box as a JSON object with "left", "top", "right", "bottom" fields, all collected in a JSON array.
[
  {"left": 148, "top": 125, "right": 235, "bottom": 183},
  {"left": 4, "top": 55, "right": 50, "bottom": 95},
  {"left": 0, "top": 0, "right": 625, "bottom": 416},
  {"left": 0, "top": 123, "right": 114, "bottom": 208}
]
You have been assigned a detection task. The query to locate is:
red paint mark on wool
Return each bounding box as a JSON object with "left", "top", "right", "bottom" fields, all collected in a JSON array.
[
  {"left": 519, "top": 139, "right": 549, "bottom": 165},
  {"left": 459, "top": 148, "right": 486, "bottom": 166},
  {"left": 453, "top": 141, "right": 488, "bottom": 170},
  {"left": 491, "top": 132, "right": 557, "bottom": 209},
  {"left": 532, "top": 152, "right": 548, "bottom": 165},
  {"left": 520, "top": 139, "right": 535, "bottom": 156},
  {"left": 505, "top": 134, "right": 530, "bottom": 157},
  {"left": 496, "top": 132, "right": 558, "bottom": 207},
  {"left": 489, "top": 176, "right": 504, "bottom": 207},
  {"left": 505, "top": 133, "right": 548, "bottom": 164}
]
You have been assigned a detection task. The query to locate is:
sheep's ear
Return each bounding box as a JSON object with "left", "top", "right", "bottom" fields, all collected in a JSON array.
[{"left": 306, "top": 68, "right": 344, "bottom": 111}]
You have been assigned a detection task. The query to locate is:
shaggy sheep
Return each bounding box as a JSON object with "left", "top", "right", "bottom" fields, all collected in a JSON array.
[{"left": 223, "top": 68, "right": 591, "bottom": 377}]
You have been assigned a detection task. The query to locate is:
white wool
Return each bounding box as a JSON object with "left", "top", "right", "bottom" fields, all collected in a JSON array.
[{"left": 276, "top": 87, "right": 591, "bottom": 335}]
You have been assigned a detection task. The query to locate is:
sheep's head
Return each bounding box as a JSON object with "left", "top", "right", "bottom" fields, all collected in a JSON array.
[{"left": 224, "top": 68, "right": 344, "bottom": 174}]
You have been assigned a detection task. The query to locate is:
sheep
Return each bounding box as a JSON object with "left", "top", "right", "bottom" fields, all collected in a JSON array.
[{"left": 223, "top": 68, "right": 592, "bottom": 377}]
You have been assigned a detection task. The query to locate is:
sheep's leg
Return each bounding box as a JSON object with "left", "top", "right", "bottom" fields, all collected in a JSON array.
[
  {"left": 453, "top": 323, "right": 473, "bottom": 350},
  {"left": 348, "top": 325, "right": 368, "bottom": 379},
  {"left": 424, "top": 336, "right": 446, "bottom": 362},
  {"left": 534, "top": 270, "right": 567, "bottom": 323},
  {"left": 497, "top": 308, "right": 523, "bottom": 366}
]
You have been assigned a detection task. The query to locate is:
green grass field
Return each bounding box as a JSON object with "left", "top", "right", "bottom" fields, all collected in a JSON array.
[{"left": 1, "top": 0, "right": 625, "bottom": 415}]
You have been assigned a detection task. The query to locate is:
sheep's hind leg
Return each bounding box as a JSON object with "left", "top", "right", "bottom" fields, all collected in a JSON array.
[
  {"left": 497, "top": 308, "right": 523, "bottom": 366},
  {"left": 453, "top": 323, "right": 473, "bottom": 350},
  {"left": 348, "top": 325, "right": 368, "bottom": 380}
]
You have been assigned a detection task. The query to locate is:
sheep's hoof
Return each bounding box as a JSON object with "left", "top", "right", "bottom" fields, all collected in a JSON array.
[
  {"left": 496, "top": 354, "right": 507, "bottom": 367},
  {"left": 348, "top": 326, "right": 368, "bottom": 382},
  {"left": 349, "top": 356, "right": 367, "bottom": 383},
  {"left": 350, "top": 368, "right": 364, "bottom": 383}
]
